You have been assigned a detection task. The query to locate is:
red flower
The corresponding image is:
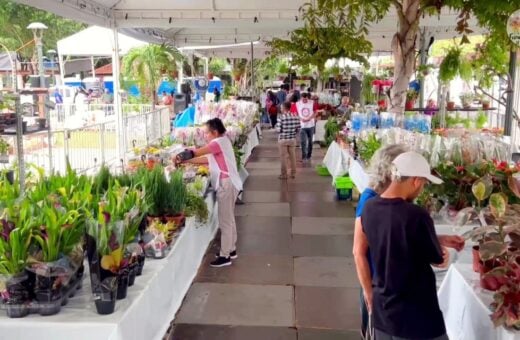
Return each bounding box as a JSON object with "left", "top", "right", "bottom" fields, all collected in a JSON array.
[{"left": 455, "top": 166, "right": 465, "bottom": 172}]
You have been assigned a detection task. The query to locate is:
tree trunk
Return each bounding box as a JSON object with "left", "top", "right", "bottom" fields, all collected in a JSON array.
[{"left": 389, "top": 0, "right": 421, "bottom": 115}]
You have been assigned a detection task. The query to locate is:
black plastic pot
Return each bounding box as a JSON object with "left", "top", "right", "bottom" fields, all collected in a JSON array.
[
  {"left": 94, "top": 291, "right": 117, "bottom": 315},
  {"left": 34, "top": 274, "right": 62, "bottom": 303},
  {"left": 128, "top": 263, "right": 137, "bottom": 287},
  {"left": 5, "top": 275, "right": 30, "bottom": 305},
  {"left": 136, "top": 254, "right": 145, "bottom": 276},
  {"left": 116, "top": 269, "right": 129, "bottom": 300},
  {"left": 2, "top": 170, "right": 14, "bottom": 185},
  {"left": 36, "top": 118, "right": 46, "bottom": 129},
  {"left": 6, "top": 304, "right": 29, "bottom": 318}
]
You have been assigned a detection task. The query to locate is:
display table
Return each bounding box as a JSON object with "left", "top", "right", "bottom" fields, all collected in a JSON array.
[
  {"left": 438, "top": 264, "right": 517, "bottom": 340},
  {"left": 314, "top": 119, "right": 327, "bottom": 143},
  {"left": 0, "top": 195, "right": 219, "bottom": 340},
  {"left": 433, "top": 224, "right": 517, "bottom": 340},
  {"left": 322, "top": 141, "right": 369, "bottom": 191},
  {"left": 241, "top": 124, "right": 260, "bottom": 164}
]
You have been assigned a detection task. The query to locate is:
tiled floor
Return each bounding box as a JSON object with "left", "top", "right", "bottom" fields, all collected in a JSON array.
[{"left": 168, "top": 130, "right": 360, "bottom": 340}]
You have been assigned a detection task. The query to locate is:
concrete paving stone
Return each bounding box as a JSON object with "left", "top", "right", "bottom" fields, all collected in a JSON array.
[
  {"left": 244, "top": 178, "right": 287, "bottom": 191},
  {"left": 288, "top": 182, "right": 336, "bottom": 193},
  {"left": 242, "top": 190, "right": 290, "bottom": 203},
  {"left": 236, "top": 216, "right": 292, "bottom": 232},
  {"left": 294, "top": 257, "right": 360, "bottom": 287},
  {"left": 196, "top": 254, "right": 294, "bottom": 285},
  {"left": 292, "top": 217, "right": 354, "bottom": 235},
  {"left": 236, "top": 202, "right": 291, "bottom": 217},
  {"left": 297, "top": 328, "right": 361, "bottom": 340},
  {"left": 292, "top": 234, "right": 353, "bottom": 257},
  {"left": 176, "top": 283, "right": 295, "bottom": 327},
  {"left": 290, "top": 201, "right": 356, "bottom": 218},
  {"left": 295, "top": 286, "right": 360, "bottom": 330},
  {"left": 246, "top": 161, "right": 283, "bottom": 169},
  {"left": 288, "top": 191, "right": 337, "bottom": 203},
  {"left": 169, "top": 325, "right": 297, "bottom": 340}
]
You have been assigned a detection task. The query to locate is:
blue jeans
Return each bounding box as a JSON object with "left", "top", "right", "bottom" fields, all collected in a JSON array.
[{"left": 300, "top": 127, "right": 314, "bottom": 160}]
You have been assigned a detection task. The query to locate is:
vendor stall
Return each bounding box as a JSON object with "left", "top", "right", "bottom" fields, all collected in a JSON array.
[{"left": 0, "top": 198, "right": 218, "bottom": 340}]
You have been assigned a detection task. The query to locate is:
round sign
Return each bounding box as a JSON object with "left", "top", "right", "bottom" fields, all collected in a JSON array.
[
  {"left": 198, "top": 79, "right": 207, "bottom": 88},
  {"left": 507, "top": 9, "right": 520, "bottom": 46}
]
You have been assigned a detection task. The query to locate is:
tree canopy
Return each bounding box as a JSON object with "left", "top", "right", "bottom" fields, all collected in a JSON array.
[{"left": 0, "top": 0, "right": 84, "bottom": 58}]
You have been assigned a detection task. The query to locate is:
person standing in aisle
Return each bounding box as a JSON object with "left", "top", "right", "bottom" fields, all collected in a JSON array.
[
  {"left": 213, "top": 87, "right": 221, "bottom": 103},
  {"left": 296, "top": 92, "right": 316, "bottom": 163},
  {"left": 276, "top": 102, "right": 300, "bottom": 180},
  {"left": 358, "top": 151, "right": 465, "bottom": 340},
  {"left": 276, "top": 84, "right": 288, "bottom": 111},
  {"left": 176, "top": 118, "right": 242, "bottom": 268},
  {"left": 266, "top": 90, "right": 279, "bottom": 129}
]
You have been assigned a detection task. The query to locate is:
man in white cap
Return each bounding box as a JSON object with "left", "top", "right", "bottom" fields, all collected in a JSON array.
[{"left": 360, "top": 151, "right": 465, "bottom": 340}]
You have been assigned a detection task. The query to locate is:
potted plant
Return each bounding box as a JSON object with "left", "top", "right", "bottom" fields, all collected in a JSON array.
[
  {"left": 185, "top": 191, "right": 209, "bottom": 223},
  {"left": 164, "top": 169, "right": 187, "bottom": 227},
  {"left": 142, "top": 165, "right": 170, "bottom": 222},
  {"left": 142, "top": 219, "right": 178, "bottom": 258},
  {"left": 36, "top": 117, "right": 46, "bottom": 129},
  {"left": 460, "top": 92, "right": 474, "bottom": 108},
  {"left": 417, "top": 64, "right": 434, "bottom": 77},
  {"left": 0, "top": 211, "right": 33, "bottom": 318},
  {"left": 482, "top": 99, "right": 491, "bottom": 110},
  {"left": 29, "top": 202, "right": 83, "bottom": 315},
  {"left": 0, "top": 137, "right": 9, "bottom": 163},
  {"left": 405, "top": 90, "right": 418, "bottom": 110}
]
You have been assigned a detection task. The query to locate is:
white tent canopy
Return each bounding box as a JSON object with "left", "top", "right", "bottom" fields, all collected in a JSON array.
[{"left": 57, "top": 26, "right": 147, "bottom": 57}]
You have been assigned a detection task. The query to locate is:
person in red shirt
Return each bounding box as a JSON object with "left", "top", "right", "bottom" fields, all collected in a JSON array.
[{"left": 289, "top": 94, "right": 299, "bottom": 116}]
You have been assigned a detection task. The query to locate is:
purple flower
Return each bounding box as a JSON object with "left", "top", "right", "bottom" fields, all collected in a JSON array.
[
  {"left": 0, "top": 220, "right": 14, "bottom": 242},
  {"left": 108, "top": 232, "right": 119, "bottom": 251}
]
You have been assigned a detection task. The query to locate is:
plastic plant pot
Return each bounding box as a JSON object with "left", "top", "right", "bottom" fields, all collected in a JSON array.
[
  {"left": 94, "top": 290, "right": 117, "bottom": 315},
  {"left": 116, "top": 269, "right": 129, "bottom": 300},
  {"left": 6, "top": 304, "right": 29, "bottom": 318},
  {"left": 128, "top": 263, "right": 137, "bottom": 287},
  {"left": 136, "top": 254, "right": 145, "bottom": 276}
]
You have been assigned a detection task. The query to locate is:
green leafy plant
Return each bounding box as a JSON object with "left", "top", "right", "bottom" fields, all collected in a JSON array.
[
  {"left": 357, "top": 133, "right": 382, "bottom": 163},
  {"left": 324, "top": 118, "right": 340, "bottom": 146},
  {"left": 142, "top": 165, "right": 170, "bottom": 217},
  {"left": 439, "top": 46, "right": 473, "bottom": 84},
  {"left": 406, "top": 90, "right": 419, "bottom": 101},
  {"left": 0, "top": 137, "right": 10, "bottom": 155},
  {"left": 185, "top": 192, "right": 209, "bottom": 223}
]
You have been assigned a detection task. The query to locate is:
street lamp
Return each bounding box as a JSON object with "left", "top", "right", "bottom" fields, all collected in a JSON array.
[
  {"left": 47, "top": 49, "right": 56, "bottom": 86},
  {"left": 27, "top": 22, "right": 48, "bottom": 88}
]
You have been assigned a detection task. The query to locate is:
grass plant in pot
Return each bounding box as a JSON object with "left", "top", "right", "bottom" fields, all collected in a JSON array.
[
  {"left": 164, "top": 169, "right": 187, "bottom": 227},
  {"left": 460, "top": 92, "right": 474, "bottom": 109},
  {"left": 405, "top": 89, "right": 418, "bottom": 110},
  {"left": 142, "top": 165, "right": 170, "bottom": 223}
]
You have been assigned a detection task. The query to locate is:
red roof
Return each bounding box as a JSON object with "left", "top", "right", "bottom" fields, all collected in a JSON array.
[{"left": 94, "top": 63, "right": 113, "bottom": 75}]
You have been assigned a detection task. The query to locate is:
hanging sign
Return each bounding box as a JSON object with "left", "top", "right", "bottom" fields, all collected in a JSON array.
[{"left": 507, "top": 9, "right": 520, "bottom": 46}]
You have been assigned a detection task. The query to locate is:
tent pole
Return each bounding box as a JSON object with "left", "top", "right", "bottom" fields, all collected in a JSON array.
[
  {"left": 112, "top": 27, "right": 125, "bottom": 163},
  {"left": 91, "top": 56, "right": 96, "bottom": 78},
  {"left": 251, "top": 41, "right": 254, "bottom": 94},
  {"left": 58, "top": 54, "right": 65, "bottom": 84},
  {"left": 418, "top": 29, "right": 427, "bottom": 108},
  {"left": 504, "top": 49, "right": 517, "bottom": 137}
]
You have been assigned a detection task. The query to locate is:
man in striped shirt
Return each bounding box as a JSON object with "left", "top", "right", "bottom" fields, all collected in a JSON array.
[{"left": 276, "top": 102, "right": 300, "bottom": 179}]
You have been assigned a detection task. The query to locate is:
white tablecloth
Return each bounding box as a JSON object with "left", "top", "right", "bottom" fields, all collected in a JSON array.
[
  {"left": 314, "top": 120, "right": 327, "bottom": 142},
  {"left": 241, "top": 124, "right": 260, "bottom": 165},
  {"left": 322, "top": 141, "right": 369, "bottom": 192},
  {"left": 0, "top": 196, "right": 219, "bottom": 340},
  {"left": 434, "top": 225, "right": 518, "bottom": 340}
]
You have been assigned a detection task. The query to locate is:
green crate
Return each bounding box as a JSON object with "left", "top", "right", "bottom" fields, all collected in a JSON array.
[
  {"left": 315, "top": 165, "right": 331, "bottom": 176},
  {"left": 335, "top": 176, "right": 354, "bottom": 189}
]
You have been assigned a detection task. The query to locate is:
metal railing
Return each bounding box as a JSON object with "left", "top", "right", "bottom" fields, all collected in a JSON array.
[
  {"left": 9, "top": 107, "right": 171, "bottom": 175},
  {"left": 50, "top": 103, "right": 154, "bottom": 128}
]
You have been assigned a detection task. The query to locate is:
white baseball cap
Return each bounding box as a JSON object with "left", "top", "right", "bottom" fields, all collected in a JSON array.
[{"left": 392, "top": 151, "right": 443, "bottom": 184}]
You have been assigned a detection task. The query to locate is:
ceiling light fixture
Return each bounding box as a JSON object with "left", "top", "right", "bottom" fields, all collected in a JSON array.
[
  {"left": 169, "top": 17, "right": 172, "bottom": 24},
  {"left": 254, "top": 17, "right": 258, "bottom": 23},
  {"left": 125, "top": 13, "right": 128, "bottom": 20},
  {"left": 212, "top": 17, "right": 215, "bottom": 23},
  {"left": 295, "top": 16, "right": 298, "bottom": 22}
]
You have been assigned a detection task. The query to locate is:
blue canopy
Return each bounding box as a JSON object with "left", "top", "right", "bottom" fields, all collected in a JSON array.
[
  {"left": 157, "top": 81, "right": 177, "bottom": 95},
  {"left": 207, "top": 80, "right": 223, "bottom": 93},
  {"left": 174, "top": 106, "right": 196, "bottom": 127}
]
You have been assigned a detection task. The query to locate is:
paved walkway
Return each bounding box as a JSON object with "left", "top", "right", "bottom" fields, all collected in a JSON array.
[{"left": 168, "top": 130, "right": 360, "bottom": 340}]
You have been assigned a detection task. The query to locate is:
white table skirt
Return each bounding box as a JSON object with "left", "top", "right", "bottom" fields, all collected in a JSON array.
[
  {"left": 314, "top": 120, "right": 327, "bottom": 142},
  {"left": 433, "top": 225, "right": 518, "bottom": 340},
  {"left": 322, "top": 141, "right": 369, "bottom": 192},
  {"left": 0, "top": 196, "right": 219, "bottom": 340},
  {"left": 241, "top": 124, "right": 260, "bottom": 165}
]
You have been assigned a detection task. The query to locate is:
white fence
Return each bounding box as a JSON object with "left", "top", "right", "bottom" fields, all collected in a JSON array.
[{"left": 7, "top": 107, "right": 171, "bottom": 175}]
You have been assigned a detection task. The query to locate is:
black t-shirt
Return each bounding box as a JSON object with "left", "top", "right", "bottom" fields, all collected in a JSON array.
[{"left": 361, "top": 196, "right": 446, "bottom": 339}]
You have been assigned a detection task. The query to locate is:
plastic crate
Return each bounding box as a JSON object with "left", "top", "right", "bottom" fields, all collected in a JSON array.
[
  {"left": 335, "top": 176, "right": 354, "bottom": 189},
  {"left": 336, "top": 188, "right": 353, "bottom": 201},
  {"left": 315, "top": 165, "right": 331, "bottom": 176}
]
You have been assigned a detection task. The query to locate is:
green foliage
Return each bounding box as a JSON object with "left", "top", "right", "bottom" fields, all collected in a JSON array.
[
  {"left": 185, "top": 192, "right": 209, "bottom": 223},
  {"left": 167, "top": 169, "right": 187, "bottom": 216},
  {"left": 362, "top": 73, "right": 377, "bottom": 105},
  {"left": 123, "top": 44, "right": 184, "bottom": 103},
  {"left": 0, "top": 0, "right": 85, "bottom": 59},
  {"left": 439, "top": 45, "right": 473, "bottom": 83},
  {"left": 208, "top": 58, "right": 228, "bottom": 75},
  {"left": 324, "top": 118, "right": 340, "bottom": 146},
  {"left": 357, "top": 133, "right": 382, "bottom": 163},
  {"left": 472, "top": 35, "right": 510, "bottom": 89}
]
